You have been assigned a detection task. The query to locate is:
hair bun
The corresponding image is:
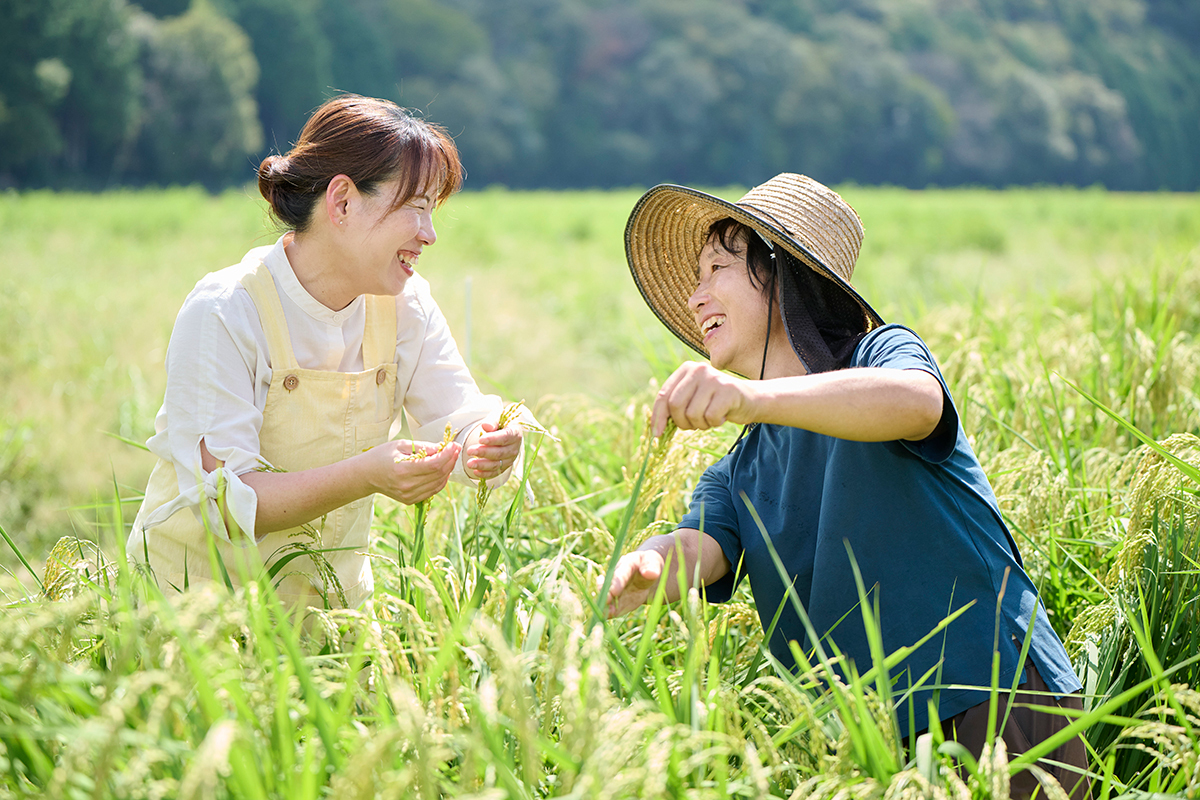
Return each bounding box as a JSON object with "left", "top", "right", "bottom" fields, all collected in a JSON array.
[
  {"left": 257, "top": 154, "right": 295, "bottom": 224},
  {"left": 258, "top": 154, "right": 288, "bottom": 181}
]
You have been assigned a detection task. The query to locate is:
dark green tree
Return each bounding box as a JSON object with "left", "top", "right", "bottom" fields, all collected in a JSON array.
[
  {"left": 1053, "top": 0, "right": 1200, "bottom": 189},
  {"left": 216, "top": 0, "right": 331, "bottom": 153},
  {"left": 134, "top": 0, "right": 190, "bottom": 17},
  {"left": 0, "top": 0, "right": 141, "bottom": 187},
  {"left": 1145, "top": 0, "right": 1200, "bottom": 52},
  {"left": 2, "top": 0, "right": 1198, "bottom": 189},
  {"left": 131, "top": 2, "right": 263, "bottom": 186}
]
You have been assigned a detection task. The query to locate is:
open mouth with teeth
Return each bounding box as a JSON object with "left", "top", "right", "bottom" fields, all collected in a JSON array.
[
  {"left": 398, "top": 252, "right": 418, "bottom": 275},
  {"left": 700, "top": 315, "right": 725, "bottom": 337}
]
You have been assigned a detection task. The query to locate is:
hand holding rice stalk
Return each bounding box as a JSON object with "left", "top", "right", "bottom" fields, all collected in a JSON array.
[
  {"left": 394, "top": 422, "right": 458, "bottom": 463},
  {"left": 474, "top": 401, "right": 552, "bottom": 511}
]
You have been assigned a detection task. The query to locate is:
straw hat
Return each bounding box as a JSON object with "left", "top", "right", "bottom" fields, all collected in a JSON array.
[{"left": 625, "top": 173, "right": 883, "bottom": 362}]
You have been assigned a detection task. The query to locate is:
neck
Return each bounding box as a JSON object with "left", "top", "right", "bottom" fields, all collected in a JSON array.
[
  {"left": 757, "top": 299, "right": 807, "bottom": 379},
  {"left": 283, "top": 232, "right": 356, "bottom": 311},
  {"left": 759, "top": 340, "right": 808, "bottom": 379}
]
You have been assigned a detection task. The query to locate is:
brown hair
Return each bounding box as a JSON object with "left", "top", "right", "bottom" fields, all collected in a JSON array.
[{"left": 257, "top": 94, "right": 464, "bottom": 232}]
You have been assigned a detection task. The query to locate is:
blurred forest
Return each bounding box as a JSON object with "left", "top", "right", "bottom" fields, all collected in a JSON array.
[{"left": 2, "top": 0, "right": 1199, "bottom": 191}]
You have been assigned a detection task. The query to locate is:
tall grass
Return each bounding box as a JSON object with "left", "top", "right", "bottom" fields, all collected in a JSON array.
[{"left": 6, "top": 379, "right": 1199, "bottom": 797}]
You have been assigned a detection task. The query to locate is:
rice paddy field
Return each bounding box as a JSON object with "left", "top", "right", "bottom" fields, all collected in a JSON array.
[{"left": 1, "top": 185, "right": 1199, "bottom": 798}]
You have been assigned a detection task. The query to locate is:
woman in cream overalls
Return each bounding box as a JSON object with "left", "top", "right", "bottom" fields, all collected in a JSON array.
[{"left": 128, "top": 94, "right": 524, "bottom": 609}]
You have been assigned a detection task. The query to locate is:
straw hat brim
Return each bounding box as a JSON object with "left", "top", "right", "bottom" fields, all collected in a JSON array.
[{"left": 624, "top": 183, "right": 883, "bottom": 358}]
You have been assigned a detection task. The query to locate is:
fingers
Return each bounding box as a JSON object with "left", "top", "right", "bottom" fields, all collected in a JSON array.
[
  {"left": 467, "top": 438, "right": 520, "bottom": 464},
  {"left": 466, "top": 425, "right": 523, "bottom": 480},
  {"left": 604, "top": 550, "right": 664, "bottom": 618},
  {"left": 651, "top": 368, "right": 686, "bottom": 436},
  {"left": 474, "top": 424, "right": 522, "bottom": 449},
  {"left": 653, "top": 363, "right": 744, "bottom": 435},
  {"left": 394, "top": 439, "right": 445, "bottom": 458},
  {"left": 403, "top": 447, "right": 459, "bottom": 501},
  {"left": 383, "top": 418, "right": 526, "bottom": 498},
  {"left": 467, "top": 460, "right": 509, "bottom": 481},
  {"left": 382, "top": 441, "right": 460, "bottom": 504}
]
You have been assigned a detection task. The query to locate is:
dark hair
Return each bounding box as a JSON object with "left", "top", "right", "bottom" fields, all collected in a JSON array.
[
  {"left": 706, "top": 218, "right": 776, "bottom": 295},
  {"left": 257, "top": 94, "right": 464, "bottom": 232}
]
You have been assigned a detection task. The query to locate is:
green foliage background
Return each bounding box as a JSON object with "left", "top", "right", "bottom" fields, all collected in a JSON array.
[{"left": 2, "top": 0, "right": 1200, "bottom": 190}]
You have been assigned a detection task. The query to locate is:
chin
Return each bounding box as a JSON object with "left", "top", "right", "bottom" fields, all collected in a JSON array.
[
  {"left": 708, "top": 353, "right": 736, "bottom": 374},
  {"left": 382, "top": 274, "right": 410, "bottom": 296},
  {"left": 711, "top": 352, "right": 755, "bottom": 379}
]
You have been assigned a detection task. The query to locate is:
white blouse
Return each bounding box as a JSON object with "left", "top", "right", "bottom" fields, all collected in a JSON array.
[{"left": 146, "top": 234, "right": 504, "bottom": 538}]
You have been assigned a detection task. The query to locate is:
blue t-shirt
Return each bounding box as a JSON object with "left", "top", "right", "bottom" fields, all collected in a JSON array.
[{"left": 680, "top": 324, "right": 1080, "bottom": 734}]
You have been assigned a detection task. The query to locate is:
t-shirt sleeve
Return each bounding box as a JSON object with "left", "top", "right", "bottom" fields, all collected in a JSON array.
[
  {"left": 678, "top": 455, "right": 743, "bottom": 603},
  {"left": 854, "top": 325, "right": 959, "bottom": 464}
]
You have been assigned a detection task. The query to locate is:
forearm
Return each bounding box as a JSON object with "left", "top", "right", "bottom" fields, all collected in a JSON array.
[
  {"left": 200, "top": 439, "right": 368, "bottom": 539},
  {"left": 241, "top": 457, "right": 373, "bottom": 536},
  {"left": 743, "top": 368, "right": 943, "bottom": 441},
  {"left": 200, "top": 437, "right": 459, "bottom": 540}
]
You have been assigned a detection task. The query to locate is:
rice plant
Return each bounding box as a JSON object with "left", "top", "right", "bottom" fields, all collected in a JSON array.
[{"left": 0, "top": 376, "right": 1181, "bottom": 798}]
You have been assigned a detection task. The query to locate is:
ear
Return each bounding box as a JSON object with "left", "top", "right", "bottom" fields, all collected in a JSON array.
[{"left": 324, "top": 174, "right": 358, "bottom": 228}]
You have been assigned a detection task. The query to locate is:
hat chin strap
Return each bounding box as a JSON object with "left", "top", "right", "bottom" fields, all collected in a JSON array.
[{"left": 759, "top": 277, "right": 774, "bottom": 381}]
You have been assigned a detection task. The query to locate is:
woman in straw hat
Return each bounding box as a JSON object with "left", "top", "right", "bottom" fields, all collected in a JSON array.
[
  {"left": 128, "top": 94, "right": 525, "bottom": 611},
  {"left": 605, "top": 174, "right": 1089, "bottom": 797}
]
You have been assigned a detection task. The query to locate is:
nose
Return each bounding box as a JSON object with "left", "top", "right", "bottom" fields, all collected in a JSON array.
[
  {"left": 419, "top": 212, "right": 436, "bottom": 246},
  {"left": 687, "top": 280, "right": 707, "bottom": 313}
]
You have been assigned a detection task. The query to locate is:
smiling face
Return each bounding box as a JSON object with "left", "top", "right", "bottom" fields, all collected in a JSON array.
[
  {"left": 689, "top": 232, "right": 772, "bottom": 377},
  {"left": 346, "top": 176, "right": 437, "bottom": 297},
  {"left": 688, "top": 230, "right": 802, "bottom": 378}
]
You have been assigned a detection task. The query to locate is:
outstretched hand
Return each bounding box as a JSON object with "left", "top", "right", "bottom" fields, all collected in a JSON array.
[
  {"left": 652, "top": 361, "right": 758, "bottom": 436},
  {"left": 603, "top": 549, "right": 665, "bottom": 618}
]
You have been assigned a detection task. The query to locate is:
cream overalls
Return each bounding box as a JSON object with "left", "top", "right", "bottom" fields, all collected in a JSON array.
[{"left": 129, "top": 259, "right": 397, "bottom": 609}]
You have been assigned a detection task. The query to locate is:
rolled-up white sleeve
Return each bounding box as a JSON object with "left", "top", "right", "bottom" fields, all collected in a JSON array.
[{"left": 144, "top": 269, "right": 268, "bottom": 544}]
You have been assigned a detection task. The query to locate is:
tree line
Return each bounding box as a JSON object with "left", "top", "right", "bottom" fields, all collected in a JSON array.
[{"left": 3, "top": 0, "right": 1199, "bottom": 191}]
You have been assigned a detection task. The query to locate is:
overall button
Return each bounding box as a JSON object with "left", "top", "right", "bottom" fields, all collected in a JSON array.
[
  {"left": 375, "top": 368, "right": 387, "bottom": 385},
  {"left": 283, "top": 374, "right": 299, "bottom": 391}
]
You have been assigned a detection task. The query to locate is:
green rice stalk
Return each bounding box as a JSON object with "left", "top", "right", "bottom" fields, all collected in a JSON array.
[{"left": 0, "top": 520, "right": 43, "bottom": 594}]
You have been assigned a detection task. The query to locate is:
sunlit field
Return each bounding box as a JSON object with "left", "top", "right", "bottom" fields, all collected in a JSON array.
[{"left": 1, "top": 186, "right": 1199, "bottom": 797}]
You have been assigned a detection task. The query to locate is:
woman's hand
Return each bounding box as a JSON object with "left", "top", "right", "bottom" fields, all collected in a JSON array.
[
  {"left": 464, "top": 421, "right": 523, "bottom": 482},
  {"left": 652, "top": 361, "right": 758, "bottom": 436},
  {"left": 368, "top": 439, "right": 462, "bottom": 505},
  {"left": 604, "top": 549, "right": 665, "bottom": 618}
]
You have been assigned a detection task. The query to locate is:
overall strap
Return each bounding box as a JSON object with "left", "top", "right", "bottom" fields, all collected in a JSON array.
[
  {"left": 362, "top": 294, "right": 398, "bottom": 368},
  {"left": 241, "top": 261, "right": 300, "bottom": 371}
]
